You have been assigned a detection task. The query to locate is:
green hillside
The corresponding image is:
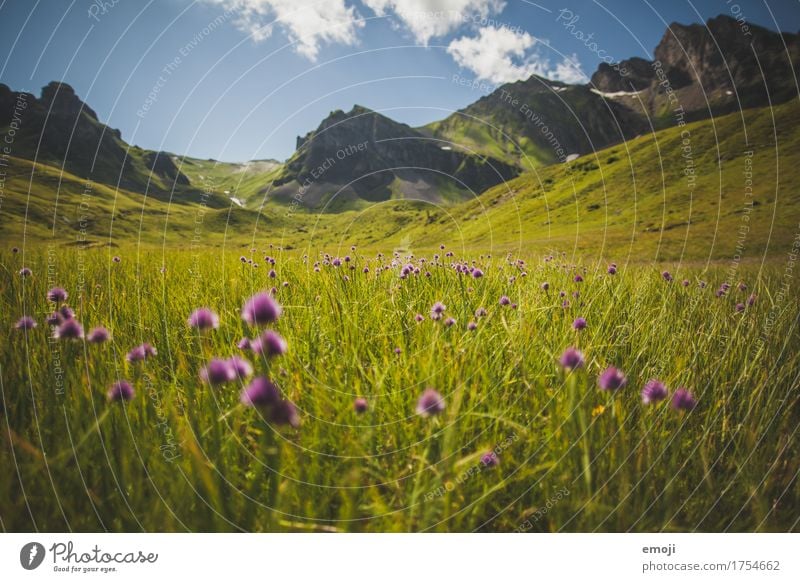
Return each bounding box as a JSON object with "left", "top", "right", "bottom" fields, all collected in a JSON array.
[{"left": 1, "top": 100, "right": 798, "bottom": 261}]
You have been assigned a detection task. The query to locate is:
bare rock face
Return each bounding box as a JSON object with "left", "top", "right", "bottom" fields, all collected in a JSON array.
[{"left": 591, "top": 57, "right": 656, "bottom": 93}]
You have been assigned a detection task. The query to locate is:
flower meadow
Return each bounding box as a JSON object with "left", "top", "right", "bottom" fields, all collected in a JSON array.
[{"left": 1, "top": 247, "right": 798, "bottom": 532}]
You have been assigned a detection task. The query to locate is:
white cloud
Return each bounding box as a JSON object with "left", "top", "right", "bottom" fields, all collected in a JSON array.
[
  {"left": 447, "top": 26, "right": 588, "bottom": 85},
  {"left": 364, "top": 0, "right": 505, "bottom": 45},
  {"left": 208, "top": 0, "right": 364, "bottom": 60}
]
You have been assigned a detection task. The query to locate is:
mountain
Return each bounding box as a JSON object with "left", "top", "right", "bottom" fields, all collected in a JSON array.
[
  {"left": 269, "top": 105, "right": 519, "bottom": 209},
  {"left": 0, "top": 82, "right": 191, "bottom": 193},
  {"left": 427, "top": 14, "right": 800, "bottom": 166}
]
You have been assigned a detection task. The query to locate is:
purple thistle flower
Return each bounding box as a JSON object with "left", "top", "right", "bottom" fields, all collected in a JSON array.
[
  {"left": 188, "top": 307, "right": 219, "bottom": 330},
  {"left": 59, "top": 305, "right": 75, "bottom": 320},
  {"left": 237, "top": 337, "right": 251, "bottom": 350},
  {"left": 598, "top": 367, "right": 627, "bottom": 391},
  {"left": 541, "top": 282, "right": 550, "bottom": 291},
  {"left": 416, "top": 388, "right": 445, "bottom": 417},
  {"left": 671, "top": 388, "right": 697, "bottom": 411},
  {"left": 572, "top": 317, "right": 587, "bottom": 331},
  {"left": 126, "top": 343, "right": 156, "bottom": 362},
  {"left": 11, "top": 246, "right": 18, "bottom": 253},
  {"left": 499, "top": 295, "right": 511, "bottom": 306},
  {"left": 415, "top": 313, "right": 424, "bottom": 322},
  {"left": 480, "top": 451, "right": 499, "bottom": 468},
  {"left": 332, "top": 258, "right": 341, "bottom": 267},
  {"left": 55, "top": 319, "right": 83, "bottom": 339},
  {"left": 559, "top": 347, "right": 584, "bottom": 370},
  {"left": 19, "top": 267, "right": 32, "bottom": 277},
  {"left": 574, "top": 274, "right": 584, "bottom": 283},
  {"left": 475, "top": 307, "right": 487, "bottom": 317},
  {"left": 268, "top": 269, "right": 277, "bottom": 278},
  {"left": 472, "top": 268, "right": 484, "bottom": 278},
  {"left": 662, "top": 271, "right": 673, "bottom": 282},
  {"left": 200, "top": 359, "right": 236, "bottom": 385},
  {"left": 699, "top": 281, "right": 707, "bottom": 288},
  {"left": 87, "top": 326, "right": 111, "bottom": 343},
  {"left": 228, "top": 356, "right": 254, "bottom": 379},
  {"left": 112, "top": 256, "right": 121, "bottom": 263},
  {"left": 682, "top": 279, "right": 690, "bottom": 287},
  {"left": 242, "top": 292, "right": 282, "bottom": 325},
  {"left": 738, "top": 282, "right": 747, "bottom": 292},
  {"left": 444, "top": 317, "right": 456, "bottom": 327},
  {"left": 267, "top": 399, "right": 301, "bottom": 427},
  {"left": 354, "top": 397, "right": 368, "bottom": 414},
  {"left": 747, "top": 293, "right": 757, "bottom": 306},
  {"left": 107, "top": 381, "right": 134, "bottom": 402},
  {"left": 468, "top": 321, "right": 477, "bottom": 331},
  {"left": 431, "top": 301, "right": 446, "bottom": 314},
  {"left": 240, "top": 377, "right": 281, "bottom": 408},
  {"left": 46, "top": 312, "right": 62, "bottom": 326},
  {"left": 607, "top": 266, "right": 617, "bottom": 275},
  {"left": 254, "top": 330, "right": 287, "bottom": 357},
  {"left": 735, "top": 303, "right": 745, "bottom": 313},
  {"left": 15, "top": 316, "right": 37, "bottom": 330},
  {"left": 641, "top": 380, "right": 668, "bottom": 404},
  {"left": 47, "top": 287, "right": 68, "bottom": 303}
]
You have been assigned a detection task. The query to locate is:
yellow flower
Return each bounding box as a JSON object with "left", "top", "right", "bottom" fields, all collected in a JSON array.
[{"left": 591, "top": 404, "right": 606, "bottom": 418}]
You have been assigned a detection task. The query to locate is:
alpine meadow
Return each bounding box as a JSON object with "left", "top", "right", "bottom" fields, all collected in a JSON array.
[{"left": 0, "top": 2, "right": 799, "bottom": 539}]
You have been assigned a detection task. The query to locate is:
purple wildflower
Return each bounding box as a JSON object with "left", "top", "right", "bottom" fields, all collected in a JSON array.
[
  {"left": 671, "top": 388, "right": 697, "bottom": 411},
  {"left": 468, "top": 321, "right": 477, "bottom": 331},
  {"left": 572, "top": 317, "right": 587, "bottom": 331},
  {"left": 46, "top": 312, "right": 62, "bottom": 326},
  {"left": 55, "top": 319, "right": 83, "bottom": 340},
  {"left": 598, "top": 367, "right": 627, "bottom": 391},
  {"left": 415, "top": 313, "right": 424, "bottom": 323},
  {"left": 240, "top": 377, "right": 281, "bottom": 408},
  {"left": 480, "top": 451, "right": 499, "bottom": 468},
  {"left": 126, "top": 343, "right": 156, "bottom": 362},
  {"left": 472, "top": 268, "right": 484, "bottom": 278},
  {"left": 444, "top": 317, "right": 456, "bottom": 327},
  {"left": 107, "top": 381, "right": 134, "bottom": 402},
  {"left": 735, "top": 303, "right": 745, "bottom": 313},
  {"left": 15, "top": 316, "right": 37, "bottom": 330},
  {"left": 254, "top": 330, "right": 287, "bottom": 357},
  {"left": 416, "top": 388, "right": 445, "bottom": 417},
  {"left": 641, "top": 380, "right": 668, "bottom": 404},
  {"left": 354, "top": 397, "right": 368, "bottom": 414},
  {"left": 662, "top": 271, "right": 673, "bottom": 282},
  {"left": 200, "top": 359, "right": 236, "bottom": 385},
  {"left": 268, "top": 400, "right": 301, "bottom": 427},
  {"left": 499, "top": 295, "right": 511, "bottom": 306},
  {"left": 47, "top": 287, "right": 68, "bottom": 303},
  {"left": 475, "top": 307, "right": 487, "bottom": 317},
  {"left": 541, "top": 282, "right": 550, "bottom": 291},
  {"left": 59, "top": 305, "right": 75, "bottom": 320},
  {"left": 574, "top": 274, "right": 584, "bottom": 283},
  {"left": 228, "top": 356, "right": 254, "bottom": 379},
  {"left": 242, "top": 292, "right": 282, "bottom": 325},
  {"left": 87, "top": 326, "right": 111, "bottom": 343},
  {"left": 188, "top": 307, "right": 219, "bottom": 330},
  {"left": 747, "top": 293, "right": 757, "bottom": 306},
  {"left": 559, "top": 347, "right": 584, "bottom": 370},
  {"left": 607, "top": 266, "right": 617, "bottom": 275},
  {"left": 237, "top": 337, "right": 251, "bottom": 350},
  {"left": 19, "top": 267, "right": 32, "bottom": 277}
]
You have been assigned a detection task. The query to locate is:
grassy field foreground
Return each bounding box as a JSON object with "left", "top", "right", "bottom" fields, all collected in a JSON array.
[{"left": 1, "top": 247, "right": 799, "bottom": 532}]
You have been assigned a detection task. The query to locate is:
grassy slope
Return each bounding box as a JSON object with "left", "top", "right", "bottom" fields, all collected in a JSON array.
[{"left": 1, "top": 101, "right": 798, "bottom": 261}]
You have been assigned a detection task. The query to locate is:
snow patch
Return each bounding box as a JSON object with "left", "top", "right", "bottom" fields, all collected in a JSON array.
[{"left": 590, "top": 88, "right": 642, "bottom": 98}]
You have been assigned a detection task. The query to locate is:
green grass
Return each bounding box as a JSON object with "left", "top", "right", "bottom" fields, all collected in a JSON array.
[
  {"left": 1, "top": 247, "right": 798, "bottom": 531},
  {"left": 2, "top": 101, "right": 799, "bottom": 262}
]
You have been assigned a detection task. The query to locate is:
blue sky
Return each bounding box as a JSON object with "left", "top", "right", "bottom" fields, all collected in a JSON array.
[{"left": 1, "top": 0, "right": 798, "bottom": 162}]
